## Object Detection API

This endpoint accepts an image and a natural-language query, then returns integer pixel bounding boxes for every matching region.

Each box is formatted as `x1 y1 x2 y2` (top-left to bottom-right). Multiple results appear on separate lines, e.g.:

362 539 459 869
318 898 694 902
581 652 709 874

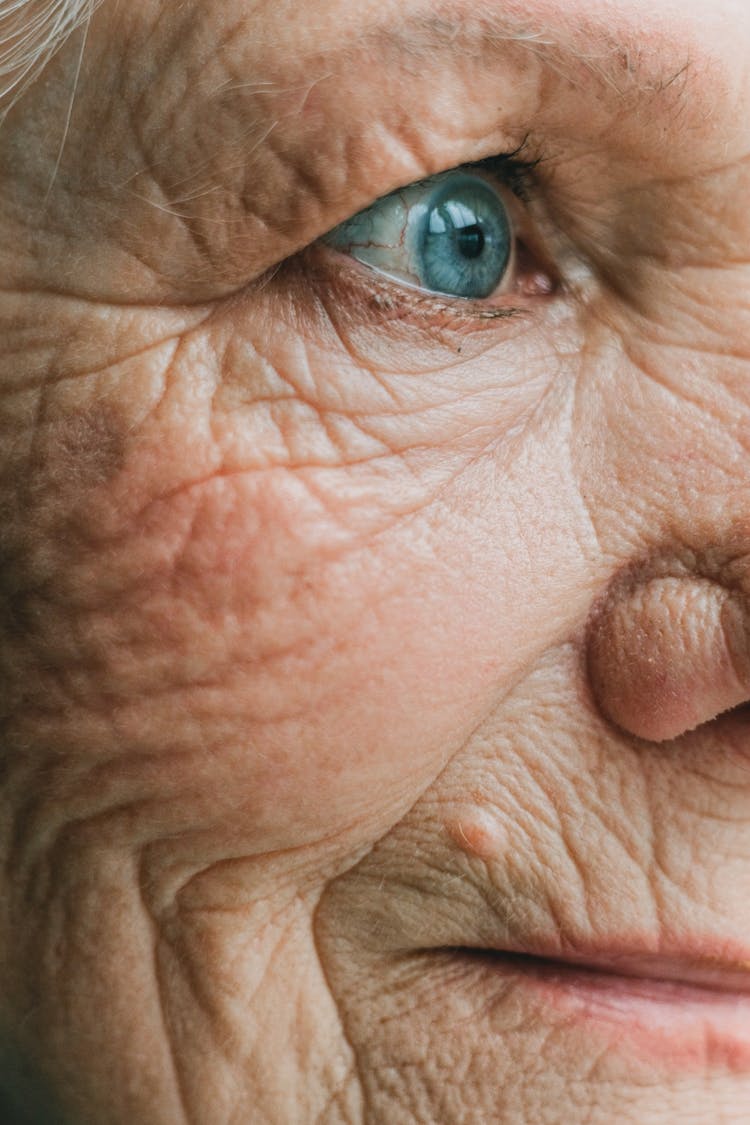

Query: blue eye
325 171 515 300
419 176 511 298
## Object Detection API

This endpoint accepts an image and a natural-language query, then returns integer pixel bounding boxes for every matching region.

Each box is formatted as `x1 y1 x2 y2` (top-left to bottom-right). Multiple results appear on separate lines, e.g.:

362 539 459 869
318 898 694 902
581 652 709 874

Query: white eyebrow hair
368 11 692 104
0 0 101 113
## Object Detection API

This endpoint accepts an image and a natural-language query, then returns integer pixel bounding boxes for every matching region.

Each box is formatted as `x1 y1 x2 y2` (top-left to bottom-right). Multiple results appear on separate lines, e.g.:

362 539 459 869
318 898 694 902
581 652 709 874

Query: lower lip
467 952 750 1073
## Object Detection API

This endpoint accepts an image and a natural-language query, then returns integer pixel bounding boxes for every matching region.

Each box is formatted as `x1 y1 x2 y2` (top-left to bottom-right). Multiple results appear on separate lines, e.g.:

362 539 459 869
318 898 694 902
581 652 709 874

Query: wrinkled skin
2 0 750 1121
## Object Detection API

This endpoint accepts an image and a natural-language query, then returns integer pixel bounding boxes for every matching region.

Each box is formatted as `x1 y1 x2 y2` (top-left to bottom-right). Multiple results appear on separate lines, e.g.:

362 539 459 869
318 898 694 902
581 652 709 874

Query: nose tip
586 572 750 742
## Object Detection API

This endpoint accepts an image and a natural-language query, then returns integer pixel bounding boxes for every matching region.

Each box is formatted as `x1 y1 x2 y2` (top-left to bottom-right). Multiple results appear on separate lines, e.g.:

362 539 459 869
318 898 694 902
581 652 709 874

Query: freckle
446 807 507 862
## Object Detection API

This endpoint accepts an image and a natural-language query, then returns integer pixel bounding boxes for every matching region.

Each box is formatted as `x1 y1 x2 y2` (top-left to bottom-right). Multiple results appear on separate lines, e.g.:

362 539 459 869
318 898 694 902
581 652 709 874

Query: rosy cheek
1 283 586 882
0 371 549 886
0 376 500 870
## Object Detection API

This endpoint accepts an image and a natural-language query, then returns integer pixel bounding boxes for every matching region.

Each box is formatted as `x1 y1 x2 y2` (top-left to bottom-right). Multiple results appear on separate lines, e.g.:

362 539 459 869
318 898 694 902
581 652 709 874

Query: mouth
434 940 750 1069
451 946 750 1000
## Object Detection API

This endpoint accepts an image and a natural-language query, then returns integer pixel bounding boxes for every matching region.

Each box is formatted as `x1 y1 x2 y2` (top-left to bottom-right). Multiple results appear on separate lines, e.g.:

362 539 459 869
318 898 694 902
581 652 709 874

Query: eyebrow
355 5 696 117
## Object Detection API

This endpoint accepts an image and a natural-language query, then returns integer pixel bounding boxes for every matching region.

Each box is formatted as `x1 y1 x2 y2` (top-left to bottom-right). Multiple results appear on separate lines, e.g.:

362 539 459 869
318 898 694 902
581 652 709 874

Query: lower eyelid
302 242 536 327
316 232 558 313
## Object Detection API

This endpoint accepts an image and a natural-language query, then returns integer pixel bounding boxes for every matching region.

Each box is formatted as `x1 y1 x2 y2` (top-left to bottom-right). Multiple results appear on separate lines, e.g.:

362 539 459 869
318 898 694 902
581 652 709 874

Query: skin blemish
446 806 507 863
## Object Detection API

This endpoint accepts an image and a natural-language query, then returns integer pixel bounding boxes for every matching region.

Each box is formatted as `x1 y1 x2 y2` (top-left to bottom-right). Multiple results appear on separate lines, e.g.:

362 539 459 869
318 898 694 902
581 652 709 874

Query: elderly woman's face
2 0 750 1120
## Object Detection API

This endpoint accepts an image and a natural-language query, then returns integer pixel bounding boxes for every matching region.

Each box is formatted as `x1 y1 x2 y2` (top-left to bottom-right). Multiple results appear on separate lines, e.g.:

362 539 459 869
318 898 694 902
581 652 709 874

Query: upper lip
492 939 750 995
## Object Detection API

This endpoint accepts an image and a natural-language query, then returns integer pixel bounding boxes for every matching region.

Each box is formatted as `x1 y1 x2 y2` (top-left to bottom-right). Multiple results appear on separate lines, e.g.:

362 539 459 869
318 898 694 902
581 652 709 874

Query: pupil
456 224 485 260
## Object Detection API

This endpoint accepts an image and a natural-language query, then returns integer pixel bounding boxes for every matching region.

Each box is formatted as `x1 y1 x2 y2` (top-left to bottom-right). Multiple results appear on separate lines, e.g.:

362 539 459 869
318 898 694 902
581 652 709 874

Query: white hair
0 0 99 110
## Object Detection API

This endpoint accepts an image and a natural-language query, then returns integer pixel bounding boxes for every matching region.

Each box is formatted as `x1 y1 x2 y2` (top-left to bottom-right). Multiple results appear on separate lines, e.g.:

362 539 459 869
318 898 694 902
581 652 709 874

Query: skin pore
1 0 750 1121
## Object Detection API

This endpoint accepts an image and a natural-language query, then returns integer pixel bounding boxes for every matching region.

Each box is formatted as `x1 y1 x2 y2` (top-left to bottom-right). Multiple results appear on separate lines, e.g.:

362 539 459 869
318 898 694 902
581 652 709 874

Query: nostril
586 574 750 743
725 701 750 724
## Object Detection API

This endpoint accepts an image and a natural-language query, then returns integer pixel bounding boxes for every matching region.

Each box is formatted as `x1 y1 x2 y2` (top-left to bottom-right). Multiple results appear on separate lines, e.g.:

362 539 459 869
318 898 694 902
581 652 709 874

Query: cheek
575 312 750 546
1 320 591 869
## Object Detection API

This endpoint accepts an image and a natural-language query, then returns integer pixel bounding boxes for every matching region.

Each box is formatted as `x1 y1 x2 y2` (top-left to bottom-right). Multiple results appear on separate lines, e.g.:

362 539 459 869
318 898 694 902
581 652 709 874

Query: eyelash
471 142 542 203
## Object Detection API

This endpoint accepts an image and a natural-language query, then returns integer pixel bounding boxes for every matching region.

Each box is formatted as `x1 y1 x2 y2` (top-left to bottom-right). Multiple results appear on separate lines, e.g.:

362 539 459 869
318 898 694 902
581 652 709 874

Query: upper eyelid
341 151 542 226
472 144 543 200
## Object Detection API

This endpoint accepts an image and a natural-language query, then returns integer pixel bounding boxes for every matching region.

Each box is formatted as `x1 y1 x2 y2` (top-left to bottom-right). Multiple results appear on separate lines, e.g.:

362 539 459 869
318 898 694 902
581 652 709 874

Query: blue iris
417 175 512 299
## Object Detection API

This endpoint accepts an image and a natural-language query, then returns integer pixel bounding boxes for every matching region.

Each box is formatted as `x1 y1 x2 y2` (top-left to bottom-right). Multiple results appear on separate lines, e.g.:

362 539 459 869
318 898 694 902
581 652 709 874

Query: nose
586 569 750 742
